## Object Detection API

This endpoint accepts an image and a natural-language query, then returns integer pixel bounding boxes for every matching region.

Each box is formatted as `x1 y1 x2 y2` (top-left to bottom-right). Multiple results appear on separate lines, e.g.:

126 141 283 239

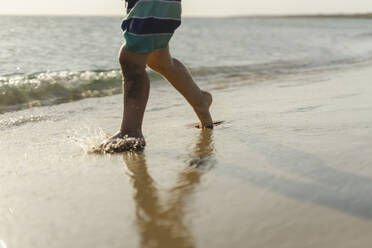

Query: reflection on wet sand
123 130 215 248
224 131 372 219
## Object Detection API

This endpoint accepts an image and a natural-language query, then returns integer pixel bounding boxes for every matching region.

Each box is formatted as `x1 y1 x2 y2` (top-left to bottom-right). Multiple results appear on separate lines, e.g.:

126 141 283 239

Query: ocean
1 16 372 114
1 16 372 248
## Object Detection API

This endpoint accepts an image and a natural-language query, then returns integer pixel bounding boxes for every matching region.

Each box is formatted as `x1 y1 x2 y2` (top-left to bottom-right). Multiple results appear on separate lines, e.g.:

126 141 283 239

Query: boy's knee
120 59 144 81
171 58 183 69
119 50 147 78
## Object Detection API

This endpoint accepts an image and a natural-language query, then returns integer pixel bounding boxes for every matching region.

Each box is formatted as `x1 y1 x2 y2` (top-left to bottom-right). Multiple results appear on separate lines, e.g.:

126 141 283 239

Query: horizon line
0 12 371 18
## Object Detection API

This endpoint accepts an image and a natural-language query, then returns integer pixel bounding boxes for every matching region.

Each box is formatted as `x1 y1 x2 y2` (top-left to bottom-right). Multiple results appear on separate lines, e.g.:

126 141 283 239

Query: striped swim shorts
122 0 182 53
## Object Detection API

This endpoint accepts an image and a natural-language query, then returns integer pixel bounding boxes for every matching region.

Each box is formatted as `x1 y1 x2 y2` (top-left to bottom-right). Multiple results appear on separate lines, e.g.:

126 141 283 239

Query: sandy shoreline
1 62 372 248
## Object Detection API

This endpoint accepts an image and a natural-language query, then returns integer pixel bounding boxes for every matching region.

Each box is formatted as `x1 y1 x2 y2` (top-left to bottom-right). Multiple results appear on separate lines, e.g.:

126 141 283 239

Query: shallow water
1 16 372 113
2 15 372 248
1 16 372 76
1 61 372 247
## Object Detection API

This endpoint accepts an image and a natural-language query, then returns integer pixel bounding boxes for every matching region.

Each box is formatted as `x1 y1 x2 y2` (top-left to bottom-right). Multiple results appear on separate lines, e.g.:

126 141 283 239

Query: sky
1 0 372 16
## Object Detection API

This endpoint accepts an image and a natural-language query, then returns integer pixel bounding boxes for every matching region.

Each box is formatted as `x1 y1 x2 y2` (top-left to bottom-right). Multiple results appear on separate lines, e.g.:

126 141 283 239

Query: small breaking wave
0 66 254 114
1 56 372 115
0 70 124 114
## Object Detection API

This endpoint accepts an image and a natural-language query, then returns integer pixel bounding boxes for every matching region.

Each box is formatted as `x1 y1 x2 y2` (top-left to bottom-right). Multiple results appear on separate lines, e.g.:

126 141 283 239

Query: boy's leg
102 46 150 148
147 46 213 128
119 47 150 139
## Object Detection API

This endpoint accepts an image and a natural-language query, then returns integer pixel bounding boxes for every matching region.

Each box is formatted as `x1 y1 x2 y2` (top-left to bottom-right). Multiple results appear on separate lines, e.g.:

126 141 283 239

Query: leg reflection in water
123 129 215 248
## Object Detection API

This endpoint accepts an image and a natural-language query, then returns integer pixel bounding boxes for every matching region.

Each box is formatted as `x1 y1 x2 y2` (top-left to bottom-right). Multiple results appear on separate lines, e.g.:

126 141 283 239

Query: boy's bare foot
194 91 214 129
93 131 146 154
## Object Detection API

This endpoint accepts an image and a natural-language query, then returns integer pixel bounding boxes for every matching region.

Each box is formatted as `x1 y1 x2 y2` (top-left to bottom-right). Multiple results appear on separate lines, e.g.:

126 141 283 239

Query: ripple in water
0 115 49 129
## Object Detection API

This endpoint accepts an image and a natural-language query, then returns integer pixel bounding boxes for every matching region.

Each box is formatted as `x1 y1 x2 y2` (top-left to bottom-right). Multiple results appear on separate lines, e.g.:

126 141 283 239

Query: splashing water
67 126 107 154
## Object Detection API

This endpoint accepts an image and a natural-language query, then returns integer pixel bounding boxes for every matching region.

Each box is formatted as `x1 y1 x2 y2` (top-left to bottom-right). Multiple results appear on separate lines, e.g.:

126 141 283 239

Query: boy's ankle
119 128 143 139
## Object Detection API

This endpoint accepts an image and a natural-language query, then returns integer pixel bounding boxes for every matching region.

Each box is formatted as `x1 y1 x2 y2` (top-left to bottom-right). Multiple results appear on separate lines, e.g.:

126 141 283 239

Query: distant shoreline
0 13 372 19
230 13 372 19
278 13 372 19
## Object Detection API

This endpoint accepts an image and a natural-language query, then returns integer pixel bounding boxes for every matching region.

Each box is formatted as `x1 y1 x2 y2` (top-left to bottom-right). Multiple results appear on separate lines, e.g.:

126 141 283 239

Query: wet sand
1 62 372 248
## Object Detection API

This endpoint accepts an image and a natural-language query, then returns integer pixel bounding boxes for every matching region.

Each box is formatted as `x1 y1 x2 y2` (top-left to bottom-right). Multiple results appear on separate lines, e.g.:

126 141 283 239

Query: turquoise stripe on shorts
122 0 182 53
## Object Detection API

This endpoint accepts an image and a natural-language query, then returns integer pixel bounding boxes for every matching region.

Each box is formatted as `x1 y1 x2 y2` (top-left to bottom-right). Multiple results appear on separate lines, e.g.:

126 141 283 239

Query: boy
100 0 213 153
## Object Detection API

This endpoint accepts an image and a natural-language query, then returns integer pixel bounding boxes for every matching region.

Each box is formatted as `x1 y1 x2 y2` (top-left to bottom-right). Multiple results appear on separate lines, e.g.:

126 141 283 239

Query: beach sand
1 62 372 248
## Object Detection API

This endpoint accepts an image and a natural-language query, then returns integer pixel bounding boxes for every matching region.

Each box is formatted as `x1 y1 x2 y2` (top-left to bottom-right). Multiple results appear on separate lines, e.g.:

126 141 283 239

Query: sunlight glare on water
0 240 7 248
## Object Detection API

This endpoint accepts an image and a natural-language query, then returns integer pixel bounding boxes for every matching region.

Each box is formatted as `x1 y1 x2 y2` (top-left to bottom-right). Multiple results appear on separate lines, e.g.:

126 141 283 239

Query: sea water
2 16 372 248
1 16 372 114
